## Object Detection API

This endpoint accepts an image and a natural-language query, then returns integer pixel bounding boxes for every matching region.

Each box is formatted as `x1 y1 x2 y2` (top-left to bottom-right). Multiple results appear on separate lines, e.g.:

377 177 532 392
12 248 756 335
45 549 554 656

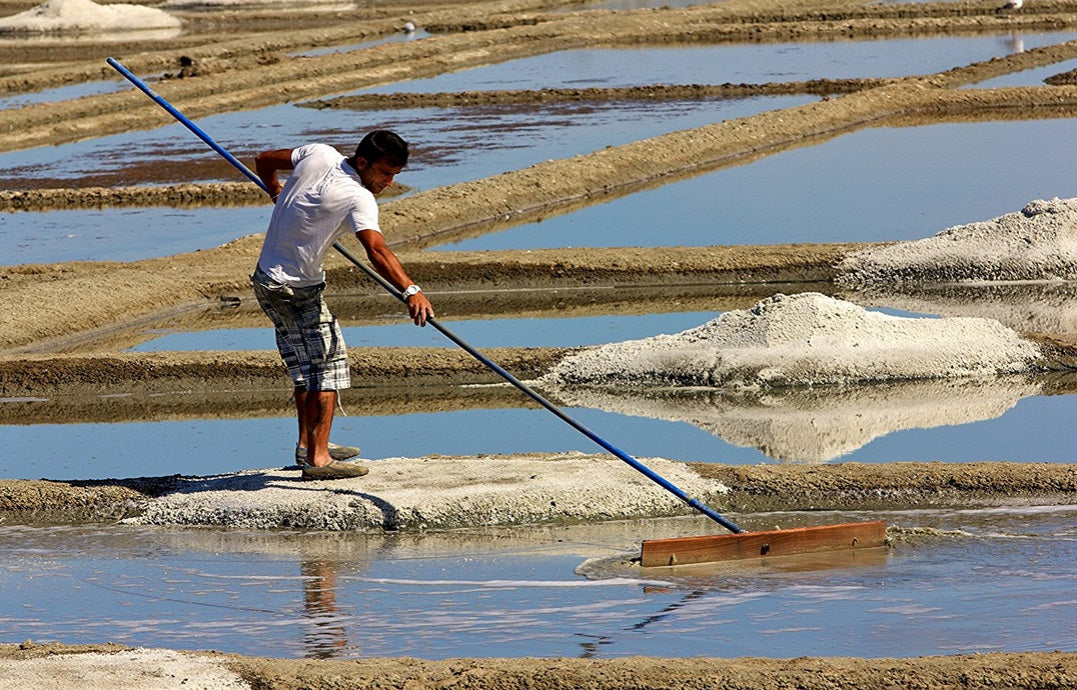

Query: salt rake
107 57 887 567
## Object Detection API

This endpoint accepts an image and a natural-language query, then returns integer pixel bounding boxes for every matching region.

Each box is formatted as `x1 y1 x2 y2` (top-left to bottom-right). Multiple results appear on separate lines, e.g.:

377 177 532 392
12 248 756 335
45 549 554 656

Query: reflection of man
301 559 348 657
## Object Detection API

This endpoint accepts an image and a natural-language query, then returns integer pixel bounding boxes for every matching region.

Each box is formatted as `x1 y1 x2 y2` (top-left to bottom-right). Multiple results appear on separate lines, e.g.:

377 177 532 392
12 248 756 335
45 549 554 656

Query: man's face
356 157 403 194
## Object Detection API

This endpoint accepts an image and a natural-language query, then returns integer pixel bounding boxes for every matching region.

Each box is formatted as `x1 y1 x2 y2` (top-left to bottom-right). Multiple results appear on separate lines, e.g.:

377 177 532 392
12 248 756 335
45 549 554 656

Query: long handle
107 57 744 534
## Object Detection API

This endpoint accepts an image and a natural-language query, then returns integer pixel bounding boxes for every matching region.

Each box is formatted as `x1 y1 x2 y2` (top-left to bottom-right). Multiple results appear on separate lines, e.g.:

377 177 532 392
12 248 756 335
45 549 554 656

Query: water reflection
301 558 350 658
292 29 430 58
840 281 1077 335
543 375 1042 462
1004 31 1025 54
438 119 1077 252
1 508 1072 659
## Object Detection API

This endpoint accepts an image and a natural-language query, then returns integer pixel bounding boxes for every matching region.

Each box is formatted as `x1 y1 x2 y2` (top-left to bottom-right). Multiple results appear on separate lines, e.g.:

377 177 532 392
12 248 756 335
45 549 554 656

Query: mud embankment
2 461 1073 525
0 643 1072 690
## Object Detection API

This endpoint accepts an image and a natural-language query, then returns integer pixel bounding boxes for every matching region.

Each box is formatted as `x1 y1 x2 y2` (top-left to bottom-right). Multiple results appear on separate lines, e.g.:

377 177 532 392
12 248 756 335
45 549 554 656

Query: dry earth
1 642 1075 690
3 0 1077 686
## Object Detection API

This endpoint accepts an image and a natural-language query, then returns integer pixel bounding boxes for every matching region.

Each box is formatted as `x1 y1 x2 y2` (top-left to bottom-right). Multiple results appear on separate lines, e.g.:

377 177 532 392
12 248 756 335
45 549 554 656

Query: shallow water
969 55 1077 87
5 31 1076 264
129 310 719 351
6 31 1071 185
434 117 1077 251
0 89 805 193
290 28 432 57
0 94 809 264
4 114 1074 264
0 79 129 110
20 298 1068 480
1 506 1072 659
364 33 1072 92
3 372 1075 481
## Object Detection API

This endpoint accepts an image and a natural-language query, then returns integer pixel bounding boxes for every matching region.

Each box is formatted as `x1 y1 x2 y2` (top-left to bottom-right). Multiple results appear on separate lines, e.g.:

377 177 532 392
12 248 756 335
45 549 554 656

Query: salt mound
0 649 249 690
0 0 180 33
545 293 1040 389
837 197 1077 286
163 0 349 7
124 454 724 529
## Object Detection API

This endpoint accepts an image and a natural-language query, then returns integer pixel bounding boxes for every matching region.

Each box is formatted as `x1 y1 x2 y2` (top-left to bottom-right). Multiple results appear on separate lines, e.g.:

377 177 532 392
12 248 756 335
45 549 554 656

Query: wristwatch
402 284 422 298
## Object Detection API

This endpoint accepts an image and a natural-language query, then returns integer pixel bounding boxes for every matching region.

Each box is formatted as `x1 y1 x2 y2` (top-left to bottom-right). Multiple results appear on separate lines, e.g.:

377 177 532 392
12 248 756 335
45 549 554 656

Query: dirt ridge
0 644 1072 690
1 461 1073 524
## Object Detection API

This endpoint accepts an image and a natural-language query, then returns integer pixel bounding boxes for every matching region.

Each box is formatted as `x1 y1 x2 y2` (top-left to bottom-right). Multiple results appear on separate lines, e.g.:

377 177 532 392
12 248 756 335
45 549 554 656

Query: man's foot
294 442 361 467
301 460 371 481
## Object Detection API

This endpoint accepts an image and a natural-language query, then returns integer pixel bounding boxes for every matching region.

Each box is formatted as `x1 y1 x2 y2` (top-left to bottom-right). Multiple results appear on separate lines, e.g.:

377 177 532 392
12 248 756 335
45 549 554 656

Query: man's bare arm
254 148 294 200
356 229 434 326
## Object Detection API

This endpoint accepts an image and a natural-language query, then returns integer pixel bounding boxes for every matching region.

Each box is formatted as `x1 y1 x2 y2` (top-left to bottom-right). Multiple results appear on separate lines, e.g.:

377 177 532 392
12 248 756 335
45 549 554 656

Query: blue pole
107 57 744 534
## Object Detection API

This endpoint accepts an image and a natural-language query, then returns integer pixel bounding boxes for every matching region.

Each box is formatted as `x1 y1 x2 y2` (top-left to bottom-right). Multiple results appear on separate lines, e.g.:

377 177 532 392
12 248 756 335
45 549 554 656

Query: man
252 130 434 480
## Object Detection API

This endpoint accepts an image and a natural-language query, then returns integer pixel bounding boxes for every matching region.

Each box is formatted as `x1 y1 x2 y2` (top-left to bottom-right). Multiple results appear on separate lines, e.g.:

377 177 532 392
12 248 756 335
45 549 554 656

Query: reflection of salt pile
0 0 180 32
838 282 1077 335
547 293 1040 389
837 197 1077 286
548 377 1040 463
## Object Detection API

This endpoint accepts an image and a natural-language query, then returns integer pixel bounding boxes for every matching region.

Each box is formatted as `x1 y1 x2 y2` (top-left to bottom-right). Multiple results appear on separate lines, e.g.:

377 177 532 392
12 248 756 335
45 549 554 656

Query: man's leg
294 386 308 450
254 273 360 474
299 389 337 469
298 389 368 479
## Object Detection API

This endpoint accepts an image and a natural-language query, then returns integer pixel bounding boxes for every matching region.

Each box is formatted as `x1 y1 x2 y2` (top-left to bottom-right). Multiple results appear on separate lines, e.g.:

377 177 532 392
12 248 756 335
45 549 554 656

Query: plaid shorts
252 267 351 392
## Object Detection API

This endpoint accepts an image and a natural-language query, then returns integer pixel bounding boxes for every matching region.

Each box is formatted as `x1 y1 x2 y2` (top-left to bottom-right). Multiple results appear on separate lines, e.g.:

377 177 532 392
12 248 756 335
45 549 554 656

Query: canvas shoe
301 460 370 481
294 442 361 467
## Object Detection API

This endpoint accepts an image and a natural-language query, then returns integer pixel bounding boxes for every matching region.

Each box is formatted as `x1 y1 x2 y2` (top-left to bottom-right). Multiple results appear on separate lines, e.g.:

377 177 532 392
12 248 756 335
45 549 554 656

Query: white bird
401 21 416 33
997 0 1023 13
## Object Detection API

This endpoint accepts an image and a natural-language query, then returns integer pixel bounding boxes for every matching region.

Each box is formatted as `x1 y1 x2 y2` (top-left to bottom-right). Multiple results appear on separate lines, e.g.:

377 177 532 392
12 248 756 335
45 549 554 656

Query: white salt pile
837 197 1077 286
162 0 350 7
545 293 1041 389
124 453 723 529
0 0 180 33
0 648 249 690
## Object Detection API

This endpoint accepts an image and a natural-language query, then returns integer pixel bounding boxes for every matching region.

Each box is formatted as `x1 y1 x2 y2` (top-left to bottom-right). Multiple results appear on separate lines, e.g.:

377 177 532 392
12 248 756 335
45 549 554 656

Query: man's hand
406 292 434 327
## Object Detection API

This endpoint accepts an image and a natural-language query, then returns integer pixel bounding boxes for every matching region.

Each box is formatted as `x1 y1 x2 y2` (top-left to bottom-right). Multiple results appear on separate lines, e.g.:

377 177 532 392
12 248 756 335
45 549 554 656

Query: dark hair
354 130 409 168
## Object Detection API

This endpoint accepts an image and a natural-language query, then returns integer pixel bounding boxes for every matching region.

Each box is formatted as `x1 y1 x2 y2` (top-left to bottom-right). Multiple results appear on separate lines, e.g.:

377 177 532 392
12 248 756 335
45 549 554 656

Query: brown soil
300 79 896 110
0 642 1073 690
4 0 1077 685
2 461 1073 523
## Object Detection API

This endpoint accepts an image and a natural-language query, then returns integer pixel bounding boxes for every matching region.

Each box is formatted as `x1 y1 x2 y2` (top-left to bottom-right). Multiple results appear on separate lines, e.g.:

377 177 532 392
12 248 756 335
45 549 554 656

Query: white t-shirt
257 143 381 287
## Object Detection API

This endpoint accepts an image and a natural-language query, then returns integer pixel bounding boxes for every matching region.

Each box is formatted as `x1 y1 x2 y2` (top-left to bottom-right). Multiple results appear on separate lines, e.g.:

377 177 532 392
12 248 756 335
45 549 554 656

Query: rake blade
640 520 888 568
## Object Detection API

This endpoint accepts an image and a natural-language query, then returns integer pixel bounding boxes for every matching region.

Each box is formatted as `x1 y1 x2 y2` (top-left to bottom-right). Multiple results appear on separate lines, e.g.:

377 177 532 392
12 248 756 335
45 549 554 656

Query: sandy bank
0 643 1074 690
2 459 1073 526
